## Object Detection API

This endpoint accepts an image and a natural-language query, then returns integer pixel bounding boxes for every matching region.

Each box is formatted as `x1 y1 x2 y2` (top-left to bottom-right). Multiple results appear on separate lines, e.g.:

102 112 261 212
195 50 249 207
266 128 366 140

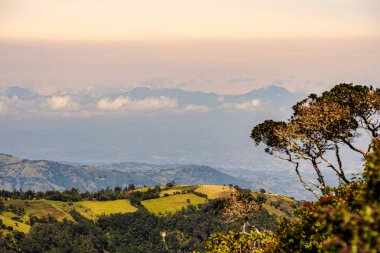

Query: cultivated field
71 200 137 220
141 193 206 215
195 185 234 199
0 185 297 234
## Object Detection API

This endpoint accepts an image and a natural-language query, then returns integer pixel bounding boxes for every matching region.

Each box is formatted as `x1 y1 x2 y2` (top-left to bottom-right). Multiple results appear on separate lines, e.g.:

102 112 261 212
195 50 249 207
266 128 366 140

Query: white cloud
221 99 262 111
0 97 7 114
183 104 210 113
250 99 261 107
97 96 178 112
129 96 178 111
97 96 129 111
47 95 79 111
0 96 39 117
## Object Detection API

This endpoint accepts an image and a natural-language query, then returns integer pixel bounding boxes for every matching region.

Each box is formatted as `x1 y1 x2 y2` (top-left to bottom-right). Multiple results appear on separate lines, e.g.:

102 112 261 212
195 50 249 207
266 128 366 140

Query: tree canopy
251 83 380 196
204 83 380 252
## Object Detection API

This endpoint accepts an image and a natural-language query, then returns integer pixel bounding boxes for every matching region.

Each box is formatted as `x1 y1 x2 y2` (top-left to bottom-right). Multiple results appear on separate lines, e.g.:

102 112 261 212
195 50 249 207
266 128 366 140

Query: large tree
251 83 380 196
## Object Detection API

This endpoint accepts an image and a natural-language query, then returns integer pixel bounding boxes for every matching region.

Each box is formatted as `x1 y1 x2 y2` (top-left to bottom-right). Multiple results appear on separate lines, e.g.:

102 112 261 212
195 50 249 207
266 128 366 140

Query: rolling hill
0 184 297 235
0 154 250 192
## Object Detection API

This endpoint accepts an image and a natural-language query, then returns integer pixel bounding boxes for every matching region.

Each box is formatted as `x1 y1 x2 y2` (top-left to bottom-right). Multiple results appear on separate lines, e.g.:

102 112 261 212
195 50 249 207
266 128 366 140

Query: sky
1 0 380 41
0 0 378 170
0 0 380 93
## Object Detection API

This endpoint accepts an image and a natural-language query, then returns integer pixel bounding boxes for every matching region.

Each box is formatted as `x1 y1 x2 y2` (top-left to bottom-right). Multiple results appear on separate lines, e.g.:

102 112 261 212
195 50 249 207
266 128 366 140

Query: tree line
0 186 287 252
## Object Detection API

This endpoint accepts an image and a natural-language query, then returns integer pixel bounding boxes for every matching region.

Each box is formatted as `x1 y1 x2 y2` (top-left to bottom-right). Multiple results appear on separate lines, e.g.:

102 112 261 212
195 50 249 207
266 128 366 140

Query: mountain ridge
0 153 250 192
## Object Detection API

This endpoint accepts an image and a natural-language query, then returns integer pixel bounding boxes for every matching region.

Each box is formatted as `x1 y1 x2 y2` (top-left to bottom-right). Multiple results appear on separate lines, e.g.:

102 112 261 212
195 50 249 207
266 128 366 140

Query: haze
0 1 379 168
1 0 379 93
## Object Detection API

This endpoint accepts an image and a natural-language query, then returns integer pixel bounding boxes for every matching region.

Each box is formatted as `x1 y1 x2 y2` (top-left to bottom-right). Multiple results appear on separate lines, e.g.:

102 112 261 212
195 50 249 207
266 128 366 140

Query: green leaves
244 84 380 252
202 230 276 253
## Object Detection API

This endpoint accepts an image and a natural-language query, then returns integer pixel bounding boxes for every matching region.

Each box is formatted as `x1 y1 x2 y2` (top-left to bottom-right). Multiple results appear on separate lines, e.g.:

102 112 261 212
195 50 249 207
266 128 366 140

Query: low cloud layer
183 104 210 113
97 96 178 112
46 95 79 111
221 99 262 111
0 85 300 118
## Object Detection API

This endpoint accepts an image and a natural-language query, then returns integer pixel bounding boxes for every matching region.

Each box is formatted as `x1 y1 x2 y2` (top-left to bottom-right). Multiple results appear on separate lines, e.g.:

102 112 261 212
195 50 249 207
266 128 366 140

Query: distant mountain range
0 85 305 121
0 85 306 169
123 85 302 108
0 153 250 192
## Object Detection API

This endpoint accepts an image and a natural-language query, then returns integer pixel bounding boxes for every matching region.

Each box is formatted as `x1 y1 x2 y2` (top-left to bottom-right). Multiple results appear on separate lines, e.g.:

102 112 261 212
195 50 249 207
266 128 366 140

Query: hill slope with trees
204 83 380 252
0 154 250 192
0 184 296 252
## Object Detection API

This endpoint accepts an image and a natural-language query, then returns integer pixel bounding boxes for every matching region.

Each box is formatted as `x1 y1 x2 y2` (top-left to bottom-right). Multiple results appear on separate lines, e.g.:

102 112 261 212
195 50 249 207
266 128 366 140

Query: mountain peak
4 86 39 99
248 85 291 94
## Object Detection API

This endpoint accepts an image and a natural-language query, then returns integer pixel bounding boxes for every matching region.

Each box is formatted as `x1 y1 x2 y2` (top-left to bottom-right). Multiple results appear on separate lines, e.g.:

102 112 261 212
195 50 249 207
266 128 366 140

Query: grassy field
1 199 137 223
0 212 30 233
0 185 298 234
159 189 182 197
132 186 165 193
71 200 137 220
195 185 234 199
159 185 199 197
43 199 137 220
4 199 72 221
141 193 206 215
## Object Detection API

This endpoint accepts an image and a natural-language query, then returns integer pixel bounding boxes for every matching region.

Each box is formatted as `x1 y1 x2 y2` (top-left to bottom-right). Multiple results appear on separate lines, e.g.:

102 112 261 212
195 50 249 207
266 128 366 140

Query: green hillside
142 193 206 215
0 184 297 236
195 184 235 199
0 198 138 233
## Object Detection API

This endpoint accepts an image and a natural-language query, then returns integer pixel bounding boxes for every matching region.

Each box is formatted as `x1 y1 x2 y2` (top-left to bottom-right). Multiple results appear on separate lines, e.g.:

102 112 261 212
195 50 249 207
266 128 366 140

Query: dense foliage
0 185 290 252
203 230 277 253
3 83 378 252
271 139 380 253
204 83 380 252
0 183 205 206
0 184 144 202
251 83 380 196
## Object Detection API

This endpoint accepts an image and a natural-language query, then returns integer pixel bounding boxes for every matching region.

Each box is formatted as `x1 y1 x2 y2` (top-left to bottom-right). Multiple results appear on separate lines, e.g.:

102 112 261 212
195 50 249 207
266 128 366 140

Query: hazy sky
0 0 379 93
1 0 380 41
0 0 378 169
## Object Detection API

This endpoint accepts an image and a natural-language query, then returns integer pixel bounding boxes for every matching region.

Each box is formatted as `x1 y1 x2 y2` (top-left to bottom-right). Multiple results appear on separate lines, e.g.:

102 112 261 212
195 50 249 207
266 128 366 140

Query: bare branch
311 159 326 193
293 162 318 198
341 139 366 156
320 154 349 184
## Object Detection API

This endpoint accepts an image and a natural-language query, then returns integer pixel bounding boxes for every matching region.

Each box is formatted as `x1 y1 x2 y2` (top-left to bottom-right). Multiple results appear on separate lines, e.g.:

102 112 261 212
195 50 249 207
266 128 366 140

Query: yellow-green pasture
4 199 72 221
0 213 30 233
70 199 137 220
141 193 206 216
159 189 182 197
1 199 137 224
132 185 165 193
195 185 234 199
159 185 199 197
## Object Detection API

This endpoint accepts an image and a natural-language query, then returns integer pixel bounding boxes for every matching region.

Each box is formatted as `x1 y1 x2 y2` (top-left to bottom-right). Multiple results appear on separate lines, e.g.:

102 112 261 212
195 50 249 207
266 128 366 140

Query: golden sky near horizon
1 0 379 41
0 0 379 93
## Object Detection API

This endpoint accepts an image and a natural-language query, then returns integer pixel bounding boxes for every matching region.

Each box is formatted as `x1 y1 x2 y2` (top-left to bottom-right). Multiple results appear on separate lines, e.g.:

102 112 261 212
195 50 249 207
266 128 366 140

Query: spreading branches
251 83 380 196
294 162 318 198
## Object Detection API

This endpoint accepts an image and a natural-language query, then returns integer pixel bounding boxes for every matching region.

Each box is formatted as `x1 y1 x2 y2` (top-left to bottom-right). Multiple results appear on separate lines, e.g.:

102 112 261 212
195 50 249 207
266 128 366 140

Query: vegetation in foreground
2 83 378 252
0 183 296 252
203 138 380 252
204 83 380 252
